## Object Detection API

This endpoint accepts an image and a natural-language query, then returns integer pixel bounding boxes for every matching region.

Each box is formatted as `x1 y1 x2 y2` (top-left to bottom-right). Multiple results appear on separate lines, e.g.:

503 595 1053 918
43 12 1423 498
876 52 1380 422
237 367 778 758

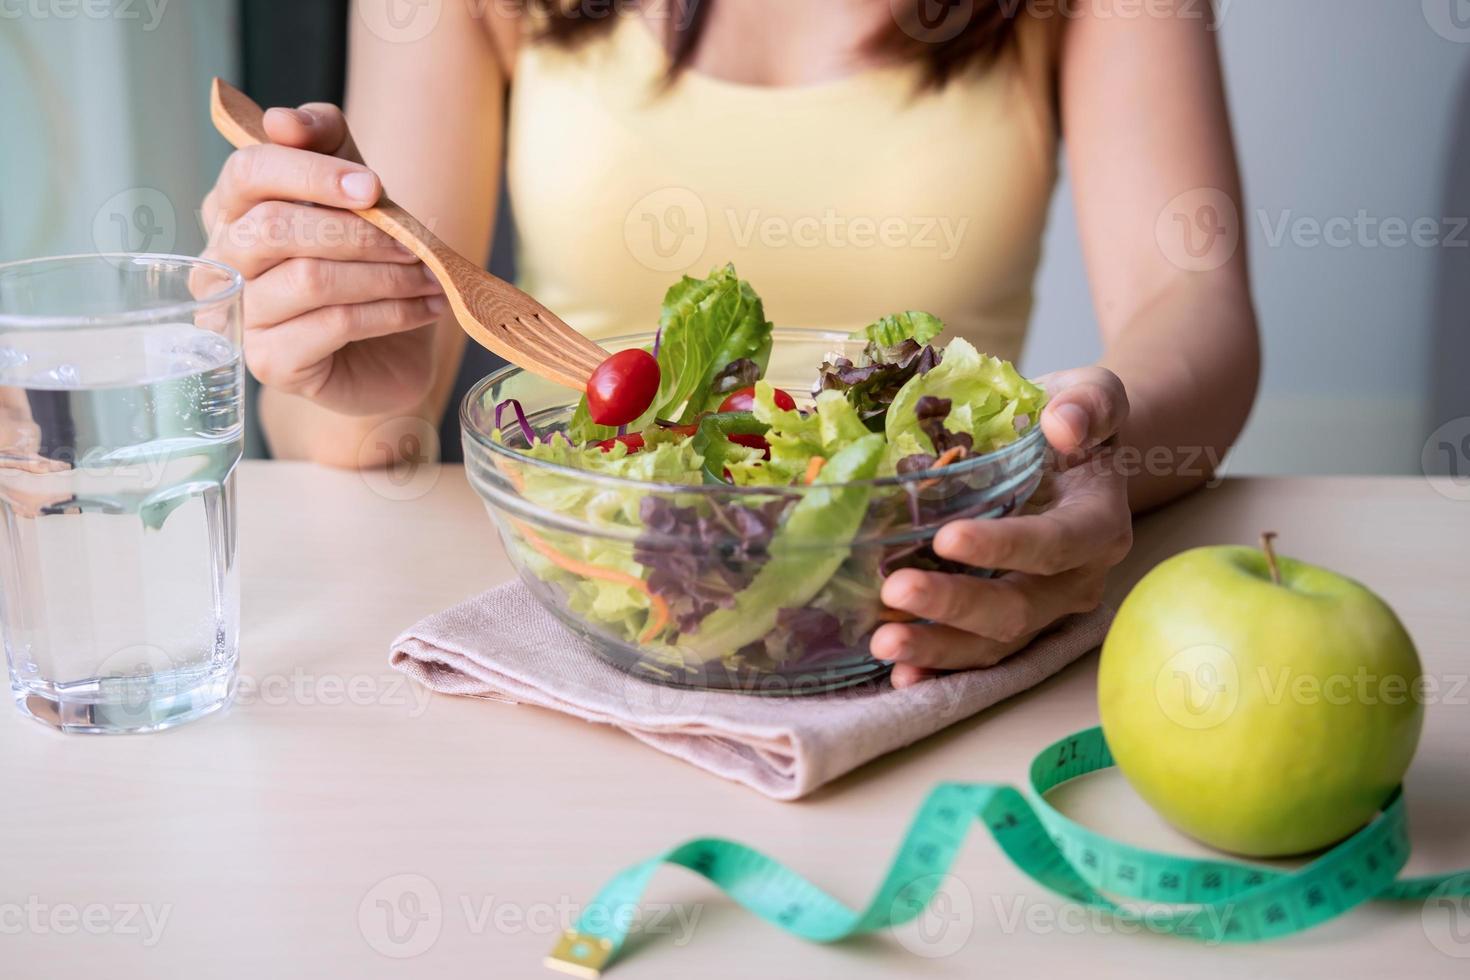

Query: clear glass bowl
461 329 1046 695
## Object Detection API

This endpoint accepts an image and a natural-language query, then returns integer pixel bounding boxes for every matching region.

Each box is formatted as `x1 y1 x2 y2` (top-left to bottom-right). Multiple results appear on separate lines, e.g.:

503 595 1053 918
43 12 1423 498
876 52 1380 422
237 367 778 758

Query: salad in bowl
462 265 1048 694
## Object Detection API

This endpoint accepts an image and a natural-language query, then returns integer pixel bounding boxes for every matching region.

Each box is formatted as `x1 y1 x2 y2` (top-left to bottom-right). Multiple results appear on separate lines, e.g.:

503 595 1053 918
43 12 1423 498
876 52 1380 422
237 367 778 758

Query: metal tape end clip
545 930 614 979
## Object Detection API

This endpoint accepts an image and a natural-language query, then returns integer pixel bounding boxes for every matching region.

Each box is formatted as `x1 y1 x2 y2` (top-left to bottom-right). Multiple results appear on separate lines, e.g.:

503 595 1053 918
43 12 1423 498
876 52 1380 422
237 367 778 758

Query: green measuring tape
545 726 1469 976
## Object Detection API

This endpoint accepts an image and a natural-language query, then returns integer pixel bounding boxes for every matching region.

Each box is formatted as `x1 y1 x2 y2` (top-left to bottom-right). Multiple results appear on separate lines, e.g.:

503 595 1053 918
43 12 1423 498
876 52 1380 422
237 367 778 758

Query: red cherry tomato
587 349 661 426
718 386 795 414
593 433 645 453
593 423 698 454
728 432 772 460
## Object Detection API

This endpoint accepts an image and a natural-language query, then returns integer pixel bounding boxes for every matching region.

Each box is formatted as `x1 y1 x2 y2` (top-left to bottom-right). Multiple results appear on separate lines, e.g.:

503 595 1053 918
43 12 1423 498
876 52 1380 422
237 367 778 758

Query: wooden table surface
2 462 1467 977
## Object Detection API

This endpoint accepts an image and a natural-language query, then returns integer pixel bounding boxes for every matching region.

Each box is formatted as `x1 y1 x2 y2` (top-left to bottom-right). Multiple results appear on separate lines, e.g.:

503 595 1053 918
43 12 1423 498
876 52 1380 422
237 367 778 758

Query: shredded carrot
879 607 918 623
802 456 826 484
918 446 968 490
512 520 670 643
933 446 967 469
494 458 527 494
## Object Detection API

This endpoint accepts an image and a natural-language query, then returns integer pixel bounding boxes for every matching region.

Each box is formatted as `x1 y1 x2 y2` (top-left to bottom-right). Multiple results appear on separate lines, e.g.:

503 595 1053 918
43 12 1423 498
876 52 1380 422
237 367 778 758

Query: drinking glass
0 254 244 733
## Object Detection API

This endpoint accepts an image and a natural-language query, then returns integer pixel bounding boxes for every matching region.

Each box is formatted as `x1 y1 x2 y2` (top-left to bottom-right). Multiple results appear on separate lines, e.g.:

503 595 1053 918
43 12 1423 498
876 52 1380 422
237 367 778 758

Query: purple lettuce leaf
914 395 974 456
634 496 791 635
815 339 942 428
708 357 762 397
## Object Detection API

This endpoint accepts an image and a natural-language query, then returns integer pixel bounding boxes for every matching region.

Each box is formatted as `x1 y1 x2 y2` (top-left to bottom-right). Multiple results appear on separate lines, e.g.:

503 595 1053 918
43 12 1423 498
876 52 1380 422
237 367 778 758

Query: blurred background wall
1 0 1466 474
1026 0 1470 477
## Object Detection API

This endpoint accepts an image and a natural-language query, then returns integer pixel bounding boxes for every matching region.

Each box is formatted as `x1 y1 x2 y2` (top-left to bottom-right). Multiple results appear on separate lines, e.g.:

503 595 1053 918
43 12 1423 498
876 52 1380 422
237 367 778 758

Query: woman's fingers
890 663 944 689
873 565 1102 672
931 475 1131 575
244 258 441 328
199 102 366 226
245 296 446 394
876 369 1134 686
880 566 1105 642
211 142 382 221
871 620 1034 671
205 201 415 279
934 510 1082 576
261 102 363 162
1036 366 1129 457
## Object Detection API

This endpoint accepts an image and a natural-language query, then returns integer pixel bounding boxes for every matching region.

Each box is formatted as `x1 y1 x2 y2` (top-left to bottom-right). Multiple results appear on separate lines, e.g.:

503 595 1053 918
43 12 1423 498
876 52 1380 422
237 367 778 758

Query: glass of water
0 254 244 733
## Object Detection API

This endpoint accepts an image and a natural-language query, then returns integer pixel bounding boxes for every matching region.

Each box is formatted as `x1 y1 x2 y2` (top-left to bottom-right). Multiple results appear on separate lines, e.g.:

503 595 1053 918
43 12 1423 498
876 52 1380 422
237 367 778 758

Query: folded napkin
390 583 1111 800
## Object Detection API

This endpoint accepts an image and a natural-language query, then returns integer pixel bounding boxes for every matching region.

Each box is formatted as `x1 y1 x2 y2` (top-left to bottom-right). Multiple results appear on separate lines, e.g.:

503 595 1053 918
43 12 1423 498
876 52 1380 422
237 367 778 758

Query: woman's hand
200 104 446 417
871 367 1134 689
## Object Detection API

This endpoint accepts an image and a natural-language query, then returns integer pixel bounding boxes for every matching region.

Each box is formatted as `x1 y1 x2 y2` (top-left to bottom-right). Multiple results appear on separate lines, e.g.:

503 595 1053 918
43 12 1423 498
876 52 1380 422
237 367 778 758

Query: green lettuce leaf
690 411 769 485
513 432 705 506
497 432 706 639
566 264 772 443
883 338 1046 466
859 311 944 348
676 432 886 660
740 382 871 485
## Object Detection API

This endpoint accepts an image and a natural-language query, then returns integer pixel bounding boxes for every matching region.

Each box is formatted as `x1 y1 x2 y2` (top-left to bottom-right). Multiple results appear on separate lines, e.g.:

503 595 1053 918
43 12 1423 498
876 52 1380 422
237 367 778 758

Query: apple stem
1260 531 1282 585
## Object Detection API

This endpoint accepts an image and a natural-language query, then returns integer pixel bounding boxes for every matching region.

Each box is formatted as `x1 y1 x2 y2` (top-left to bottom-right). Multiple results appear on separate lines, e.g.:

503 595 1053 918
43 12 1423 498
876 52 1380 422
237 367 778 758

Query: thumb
262 103 364 163
1038 366 1129 458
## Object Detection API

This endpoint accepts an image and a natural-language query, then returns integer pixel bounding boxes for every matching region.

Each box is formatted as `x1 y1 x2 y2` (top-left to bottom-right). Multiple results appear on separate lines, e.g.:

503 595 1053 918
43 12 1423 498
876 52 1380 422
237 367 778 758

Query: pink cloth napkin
390 582 1111 800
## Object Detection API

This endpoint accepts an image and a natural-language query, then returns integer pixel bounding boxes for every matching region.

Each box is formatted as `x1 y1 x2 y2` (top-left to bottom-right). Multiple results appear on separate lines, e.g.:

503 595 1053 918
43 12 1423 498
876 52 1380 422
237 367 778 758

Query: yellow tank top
506 15 1061 361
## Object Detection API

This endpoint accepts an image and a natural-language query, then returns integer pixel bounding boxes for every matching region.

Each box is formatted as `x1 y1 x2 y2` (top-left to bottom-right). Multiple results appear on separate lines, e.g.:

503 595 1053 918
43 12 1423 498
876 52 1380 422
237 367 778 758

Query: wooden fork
209 78 609 391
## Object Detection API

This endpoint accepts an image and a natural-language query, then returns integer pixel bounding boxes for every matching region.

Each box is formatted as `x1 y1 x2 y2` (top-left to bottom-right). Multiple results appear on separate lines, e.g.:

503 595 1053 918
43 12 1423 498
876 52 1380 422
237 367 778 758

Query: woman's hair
528 0 1024 89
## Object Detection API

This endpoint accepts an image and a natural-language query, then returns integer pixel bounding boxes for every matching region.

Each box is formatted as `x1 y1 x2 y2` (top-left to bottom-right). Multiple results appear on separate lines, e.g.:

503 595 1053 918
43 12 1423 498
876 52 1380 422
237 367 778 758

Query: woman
200 0 1259 687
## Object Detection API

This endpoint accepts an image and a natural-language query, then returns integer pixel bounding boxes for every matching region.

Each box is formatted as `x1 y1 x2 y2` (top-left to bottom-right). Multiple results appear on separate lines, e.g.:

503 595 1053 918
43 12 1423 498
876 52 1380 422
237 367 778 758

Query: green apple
1098 535 1423 858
